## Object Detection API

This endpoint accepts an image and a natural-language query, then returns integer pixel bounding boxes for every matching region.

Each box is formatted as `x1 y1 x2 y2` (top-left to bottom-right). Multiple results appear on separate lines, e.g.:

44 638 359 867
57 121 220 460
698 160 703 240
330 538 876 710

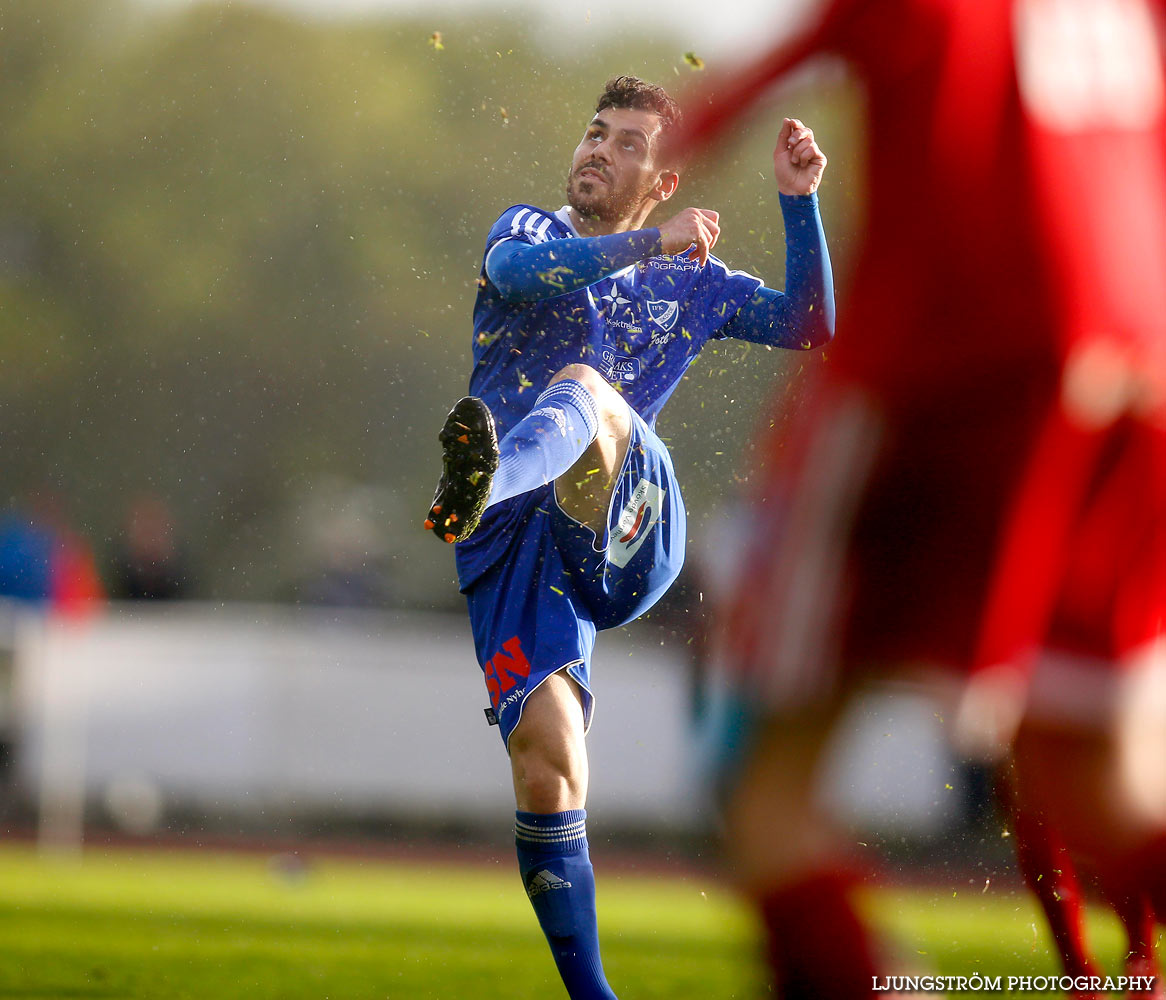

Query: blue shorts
464 407 686 748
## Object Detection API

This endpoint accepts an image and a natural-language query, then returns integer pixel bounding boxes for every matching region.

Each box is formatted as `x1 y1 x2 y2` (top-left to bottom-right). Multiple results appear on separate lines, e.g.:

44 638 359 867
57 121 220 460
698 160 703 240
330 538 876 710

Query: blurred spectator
0 512 56 604
0 492 104 800
110 493 189 600
294 480 398 609
0 492 105 615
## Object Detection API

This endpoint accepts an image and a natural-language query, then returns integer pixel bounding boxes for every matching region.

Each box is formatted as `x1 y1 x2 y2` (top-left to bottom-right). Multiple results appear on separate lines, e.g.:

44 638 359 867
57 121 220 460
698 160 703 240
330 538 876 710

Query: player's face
566 107 670 223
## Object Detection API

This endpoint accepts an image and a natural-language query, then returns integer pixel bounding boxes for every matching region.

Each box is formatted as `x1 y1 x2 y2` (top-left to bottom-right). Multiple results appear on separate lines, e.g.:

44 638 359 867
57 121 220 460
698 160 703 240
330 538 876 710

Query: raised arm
721 119 834 349
722 192 834 349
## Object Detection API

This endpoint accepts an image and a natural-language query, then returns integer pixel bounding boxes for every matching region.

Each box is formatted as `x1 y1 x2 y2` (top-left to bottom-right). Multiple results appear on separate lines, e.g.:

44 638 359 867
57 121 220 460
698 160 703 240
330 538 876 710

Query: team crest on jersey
646 297 679 334
608 478 665 568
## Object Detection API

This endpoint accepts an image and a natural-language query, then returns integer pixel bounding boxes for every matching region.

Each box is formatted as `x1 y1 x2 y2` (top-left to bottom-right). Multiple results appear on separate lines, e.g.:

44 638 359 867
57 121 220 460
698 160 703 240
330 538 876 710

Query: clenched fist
774 118 827 196
658 207 721 266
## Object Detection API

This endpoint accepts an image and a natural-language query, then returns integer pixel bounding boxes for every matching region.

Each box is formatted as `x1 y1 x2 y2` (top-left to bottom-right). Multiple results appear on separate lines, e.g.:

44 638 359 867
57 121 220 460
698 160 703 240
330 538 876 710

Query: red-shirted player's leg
998 771 1100 982
1117 833 1166 933
1098 872 1159 988
1097 831 1166 998
723 709 881 999
987 414 1166 998
712 383 893 998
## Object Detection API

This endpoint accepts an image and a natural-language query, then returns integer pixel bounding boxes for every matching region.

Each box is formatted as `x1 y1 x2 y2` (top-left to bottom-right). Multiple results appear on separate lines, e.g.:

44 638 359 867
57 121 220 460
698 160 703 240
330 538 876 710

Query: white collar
554 206 579 236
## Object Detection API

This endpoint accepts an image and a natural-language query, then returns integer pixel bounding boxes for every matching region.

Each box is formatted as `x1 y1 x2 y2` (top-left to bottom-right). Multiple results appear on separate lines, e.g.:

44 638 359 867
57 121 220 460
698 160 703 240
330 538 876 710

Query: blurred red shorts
716 368 1056 710
719 368 1166 719
999 411 1166 728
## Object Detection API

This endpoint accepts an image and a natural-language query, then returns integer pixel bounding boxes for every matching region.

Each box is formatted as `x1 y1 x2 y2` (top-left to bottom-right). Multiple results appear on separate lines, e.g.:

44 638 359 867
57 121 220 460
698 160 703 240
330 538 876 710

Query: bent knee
550 364 612 400
548 364 628 431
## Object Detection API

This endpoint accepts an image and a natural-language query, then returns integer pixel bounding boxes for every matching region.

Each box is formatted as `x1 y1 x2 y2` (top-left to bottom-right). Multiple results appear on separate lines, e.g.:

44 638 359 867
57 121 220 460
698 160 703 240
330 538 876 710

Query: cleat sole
424 396 499 544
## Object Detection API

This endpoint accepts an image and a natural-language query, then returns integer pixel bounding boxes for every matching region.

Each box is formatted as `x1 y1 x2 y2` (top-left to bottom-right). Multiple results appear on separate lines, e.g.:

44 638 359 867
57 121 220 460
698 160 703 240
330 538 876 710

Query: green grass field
0 843 1132 999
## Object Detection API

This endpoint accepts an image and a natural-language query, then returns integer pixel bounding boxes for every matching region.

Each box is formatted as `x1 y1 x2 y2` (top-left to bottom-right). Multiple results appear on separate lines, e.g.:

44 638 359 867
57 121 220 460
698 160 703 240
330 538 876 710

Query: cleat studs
428 397 497 546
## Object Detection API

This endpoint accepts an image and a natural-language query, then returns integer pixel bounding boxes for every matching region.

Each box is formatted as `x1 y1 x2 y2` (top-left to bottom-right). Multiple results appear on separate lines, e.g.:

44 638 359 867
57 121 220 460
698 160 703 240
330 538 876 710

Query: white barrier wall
12 603 705 841
8 601 963 847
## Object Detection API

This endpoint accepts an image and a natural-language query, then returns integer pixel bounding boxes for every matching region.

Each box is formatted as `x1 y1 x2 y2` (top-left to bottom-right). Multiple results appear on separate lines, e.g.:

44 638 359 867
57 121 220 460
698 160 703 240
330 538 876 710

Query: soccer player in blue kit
422 77 833 999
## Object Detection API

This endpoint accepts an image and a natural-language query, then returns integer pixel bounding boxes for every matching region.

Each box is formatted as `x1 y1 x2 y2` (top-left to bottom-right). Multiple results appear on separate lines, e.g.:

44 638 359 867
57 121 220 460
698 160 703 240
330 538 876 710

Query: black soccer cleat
424 396 499 544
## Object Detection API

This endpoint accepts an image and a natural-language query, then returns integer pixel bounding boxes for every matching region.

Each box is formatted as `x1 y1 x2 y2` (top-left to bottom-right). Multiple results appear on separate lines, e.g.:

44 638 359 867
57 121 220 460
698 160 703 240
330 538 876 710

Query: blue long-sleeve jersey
468 193 833 438
456 193 833 586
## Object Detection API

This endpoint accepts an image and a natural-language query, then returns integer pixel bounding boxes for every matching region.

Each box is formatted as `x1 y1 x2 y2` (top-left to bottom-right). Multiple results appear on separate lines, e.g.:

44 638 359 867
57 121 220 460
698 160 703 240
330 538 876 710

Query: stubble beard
565 174 613 224
565 168 649 227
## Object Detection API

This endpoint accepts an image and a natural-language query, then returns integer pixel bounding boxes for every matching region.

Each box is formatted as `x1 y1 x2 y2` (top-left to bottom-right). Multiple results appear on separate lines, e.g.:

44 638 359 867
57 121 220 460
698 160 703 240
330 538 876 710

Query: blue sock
515 809 618 1000
487 379 599 507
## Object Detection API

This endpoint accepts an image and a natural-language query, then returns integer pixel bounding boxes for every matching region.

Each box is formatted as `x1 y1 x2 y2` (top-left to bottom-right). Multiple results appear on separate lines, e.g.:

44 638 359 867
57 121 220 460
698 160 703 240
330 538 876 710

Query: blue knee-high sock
487 379 599 508
515 809 618 1000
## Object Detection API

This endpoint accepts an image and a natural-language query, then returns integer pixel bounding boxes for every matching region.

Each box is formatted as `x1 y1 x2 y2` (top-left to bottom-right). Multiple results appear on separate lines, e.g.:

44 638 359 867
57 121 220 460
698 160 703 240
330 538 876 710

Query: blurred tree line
0 0 861 609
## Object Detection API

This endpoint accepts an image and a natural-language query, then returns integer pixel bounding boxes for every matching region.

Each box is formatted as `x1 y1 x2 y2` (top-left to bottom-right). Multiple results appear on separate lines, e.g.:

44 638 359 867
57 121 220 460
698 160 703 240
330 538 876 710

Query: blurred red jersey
683 0 1166 398
695 0 1166 694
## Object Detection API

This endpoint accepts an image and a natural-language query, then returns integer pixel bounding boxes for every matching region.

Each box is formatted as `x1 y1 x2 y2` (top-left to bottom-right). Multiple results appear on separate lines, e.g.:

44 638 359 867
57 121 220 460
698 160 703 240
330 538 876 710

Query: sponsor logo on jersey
606 316 642 333
651 257 701 272
600 347 641 383
608 478 665 568
598 282 631 311
596 281 642 334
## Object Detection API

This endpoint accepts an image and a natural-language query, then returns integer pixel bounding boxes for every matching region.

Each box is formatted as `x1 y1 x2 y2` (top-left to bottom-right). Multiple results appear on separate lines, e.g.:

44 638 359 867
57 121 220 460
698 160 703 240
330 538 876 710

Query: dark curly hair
595 76 682 136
